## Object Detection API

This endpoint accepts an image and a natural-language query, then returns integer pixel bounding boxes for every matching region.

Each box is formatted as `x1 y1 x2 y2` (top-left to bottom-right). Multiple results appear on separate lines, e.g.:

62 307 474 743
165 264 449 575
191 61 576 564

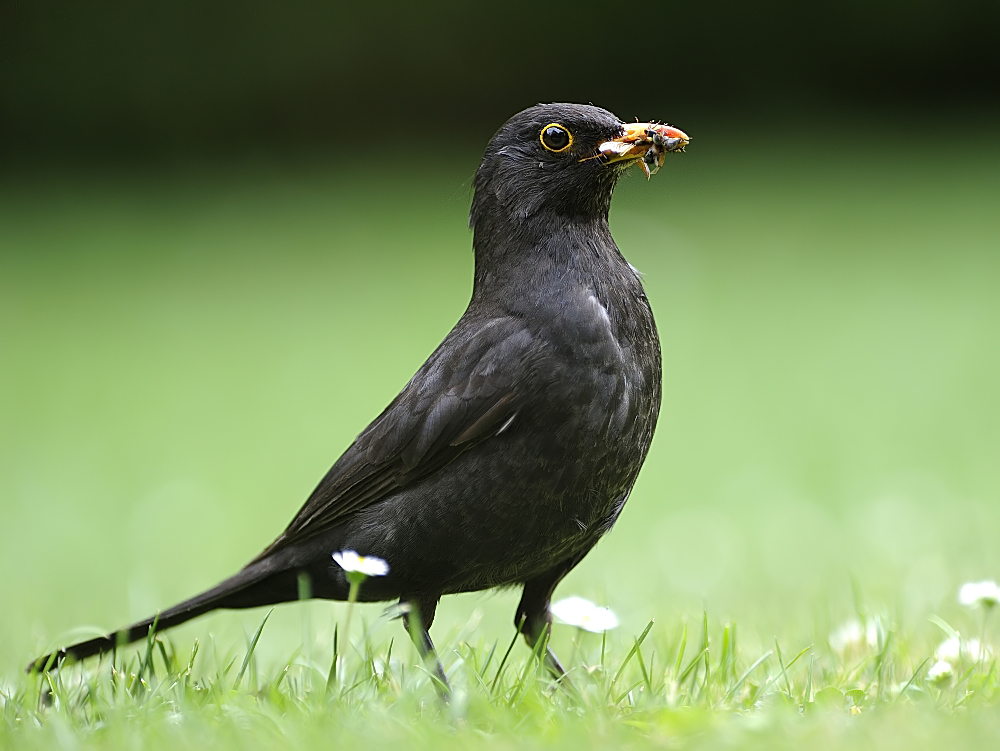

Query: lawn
2 119 999 748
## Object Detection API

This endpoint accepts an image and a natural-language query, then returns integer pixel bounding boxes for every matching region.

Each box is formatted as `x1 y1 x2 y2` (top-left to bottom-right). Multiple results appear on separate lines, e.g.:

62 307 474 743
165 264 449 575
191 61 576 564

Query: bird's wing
250 315 543 560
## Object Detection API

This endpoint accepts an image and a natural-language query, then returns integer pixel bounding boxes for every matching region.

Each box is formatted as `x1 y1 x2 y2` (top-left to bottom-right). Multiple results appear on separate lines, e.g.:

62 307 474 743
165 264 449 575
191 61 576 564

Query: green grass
4 608 1000 749
2 121 1000 748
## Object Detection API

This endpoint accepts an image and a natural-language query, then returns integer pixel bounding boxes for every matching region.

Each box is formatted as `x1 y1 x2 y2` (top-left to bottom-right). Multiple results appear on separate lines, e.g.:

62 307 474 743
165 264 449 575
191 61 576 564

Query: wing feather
249 316 540 562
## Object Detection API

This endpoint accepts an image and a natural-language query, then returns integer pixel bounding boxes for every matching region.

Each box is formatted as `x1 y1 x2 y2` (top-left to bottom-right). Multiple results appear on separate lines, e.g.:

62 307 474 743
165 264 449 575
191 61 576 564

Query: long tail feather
26 559 300 673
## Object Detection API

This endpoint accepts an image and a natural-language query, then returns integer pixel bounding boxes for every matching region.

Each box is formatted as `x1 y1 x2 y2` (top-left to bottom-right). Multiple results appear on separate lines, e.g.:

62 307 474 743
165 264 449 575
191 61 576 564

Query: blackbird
28 103 689 689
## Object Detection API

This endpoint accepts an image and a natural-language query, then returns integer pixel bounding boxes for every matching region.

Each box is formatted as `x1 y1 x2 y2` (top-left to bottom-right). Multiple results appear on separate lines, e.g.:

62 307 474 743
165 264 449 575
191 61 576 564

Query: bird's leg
516 551 591 688
516 586 570 685
401 595 450 700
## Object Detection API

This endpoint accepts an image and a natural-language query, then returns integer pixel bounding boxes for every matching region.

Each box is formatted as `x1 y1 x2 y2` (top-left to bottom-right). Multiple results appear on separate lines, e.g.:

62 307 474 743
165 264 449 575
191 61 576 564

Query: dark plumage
28 103 689 689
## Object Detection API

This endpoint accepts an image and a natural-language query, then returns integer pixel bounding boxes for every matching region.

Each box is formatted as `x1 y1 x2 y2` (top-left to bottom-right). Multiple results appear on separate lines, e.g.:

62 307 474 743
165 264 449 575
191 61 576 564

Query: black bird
28 103 689 688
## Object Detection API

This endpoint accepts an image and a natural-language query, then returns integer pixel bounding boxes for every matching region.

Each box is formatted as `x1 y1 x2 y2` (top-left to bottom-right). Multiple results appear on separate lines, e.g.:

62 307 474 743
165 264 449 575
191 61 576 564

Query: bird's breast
522 276 661 481
542 279 658 388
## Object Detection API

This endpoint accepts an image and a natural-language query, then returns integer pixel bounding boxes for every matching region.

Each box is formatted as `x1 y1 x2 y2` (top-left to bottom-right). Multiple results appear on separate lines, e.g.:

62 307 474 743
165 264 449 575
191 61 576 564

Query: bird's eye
539 124 572 153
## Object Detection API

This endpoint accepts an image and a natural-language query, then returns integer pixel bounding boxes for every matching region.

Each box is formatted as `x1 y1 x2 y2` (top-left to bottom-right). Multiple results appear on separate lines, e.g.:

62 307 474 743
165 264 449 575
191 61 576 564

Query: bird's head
470 103 688 232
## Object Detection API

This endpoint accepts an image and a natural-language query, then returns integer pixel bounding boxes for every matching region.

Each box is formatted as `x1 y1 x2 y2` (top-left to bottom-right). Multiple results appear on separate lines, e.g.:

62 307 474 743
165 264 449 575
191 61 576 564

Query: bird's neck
470 209 625 304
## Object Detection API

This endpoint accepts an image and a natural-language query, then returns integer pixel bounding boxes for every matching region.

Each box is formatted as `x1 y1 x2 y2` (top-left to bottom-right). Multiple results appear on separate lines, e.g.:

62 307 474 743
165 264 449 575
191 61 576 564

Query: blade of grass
724 650 772 701
326 624 339 691
634 638 652 696
673 622 688 676
894 656 931 703
140 613 162 683
613 678 647 705
508 628 549 706
961 658 997 707
678 647 708 684
608 619 655 699
233 608 273 690
480 639 499 678
490 628 522 694
928 615 960 641
720 624 732 683
803 654 814 705
774 638 791 695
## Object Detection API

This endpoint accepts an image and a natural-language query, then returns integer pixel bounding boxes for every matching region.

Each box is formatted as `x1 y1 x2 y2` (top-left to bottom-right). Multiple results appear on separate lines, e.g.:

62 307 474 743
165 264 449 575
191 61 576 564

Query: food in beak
598 123 690 178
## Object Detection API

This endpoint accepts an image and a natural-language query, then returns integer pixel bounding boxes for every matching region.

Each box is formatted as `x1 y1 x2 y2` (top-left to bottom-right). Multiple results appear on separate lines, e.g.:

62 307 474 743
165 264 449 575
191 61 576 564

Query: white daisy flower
828 619 879 654
958 580 1000 609
550 596 619 633
332 550 389 578
926 659 954 684
935 636 992 663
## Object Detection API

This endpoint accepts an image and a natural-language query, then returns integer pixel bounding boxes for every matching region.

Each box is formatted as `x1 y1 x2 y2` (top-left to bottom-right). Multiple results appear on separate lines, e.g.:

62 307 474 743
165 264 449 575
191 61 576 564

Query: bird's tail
26 558 301 673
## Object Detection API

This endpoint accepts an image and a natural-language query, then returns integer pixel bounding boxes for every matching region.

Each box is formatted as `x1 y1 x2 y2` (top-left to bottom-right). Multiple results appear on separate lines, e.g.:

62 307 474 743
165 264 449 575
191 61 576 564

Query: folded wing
250 315 544 561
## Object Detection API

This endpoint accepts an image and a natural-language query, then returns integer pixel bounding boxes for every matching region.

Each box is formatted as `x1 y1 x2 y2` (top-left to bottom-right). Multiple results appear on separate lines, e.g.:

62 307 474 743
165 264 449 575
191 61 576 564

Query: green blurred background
2 0 998 674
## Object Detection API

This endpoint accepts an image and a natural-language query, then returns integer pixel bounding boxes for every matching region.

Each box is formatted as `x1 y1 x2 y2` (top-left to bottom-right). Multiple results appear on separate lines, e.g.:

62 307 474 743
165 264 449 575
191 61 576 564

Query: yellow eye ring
539 123 573 153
